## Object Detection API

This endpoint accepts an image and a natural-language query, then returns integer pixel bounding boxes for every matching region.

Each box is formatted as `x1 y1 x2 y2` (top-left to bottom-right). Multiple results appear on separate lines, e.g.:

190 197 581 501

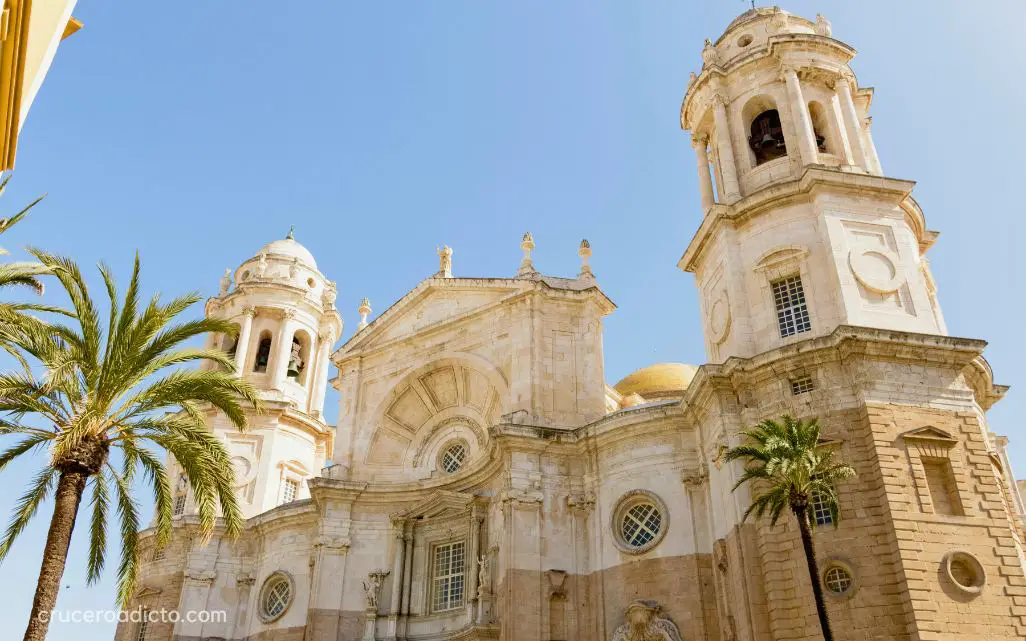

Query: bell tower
678 8 945 363
196 230 343 518
678 10 1024 641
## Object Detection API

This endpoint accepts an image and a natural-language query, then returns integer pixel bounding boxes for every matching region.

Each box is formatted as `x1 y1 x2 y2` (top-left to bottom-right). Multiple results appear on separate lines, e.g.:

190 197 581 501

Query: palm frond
86 473 110 583
0 467 56 563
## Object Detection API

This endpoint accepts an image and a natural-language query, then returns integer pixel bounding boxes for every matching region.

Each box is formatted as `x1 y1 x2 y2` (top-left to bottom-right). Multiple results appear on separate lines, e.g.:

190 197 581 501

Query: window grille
771 275 812 338
281 479 299 505
431 541 466 612
791 375 815 395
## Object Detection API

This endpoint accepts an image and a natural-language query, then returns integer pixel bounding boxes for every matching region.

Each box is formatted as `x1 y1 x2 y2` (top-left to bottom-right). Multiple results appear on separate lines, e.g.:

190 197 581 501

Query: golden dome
613 363 698 401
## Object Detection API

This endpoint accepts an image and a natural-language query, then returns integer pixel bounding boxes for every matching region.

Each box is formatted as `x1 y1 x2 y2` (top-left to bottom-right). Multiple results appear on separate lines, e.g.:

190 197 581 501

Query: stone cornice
681 34 856 131
680 325 1004 411
333 276 615 364
677 167 926 273
310 448 505 506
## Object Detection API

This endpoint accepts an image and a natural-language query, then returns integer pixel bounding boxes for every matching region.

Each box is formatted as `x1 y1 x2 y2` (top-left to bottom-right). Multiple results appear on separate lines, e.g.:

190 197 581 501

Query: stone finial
701 39 720 67
436 245 453 278
219 268 232 297
688 71 697 86
518 232 538 277
578 239 594 281
814 13 832 37
358 298 372 329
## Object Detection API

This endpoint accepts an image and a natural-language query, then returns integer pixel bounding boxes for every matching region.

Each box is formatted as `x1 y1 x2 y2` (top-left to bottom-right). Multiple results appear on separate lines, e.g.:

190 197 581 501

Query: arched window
807 101 831 153
748 109 787 164
254 331 272 373
286 332 312 383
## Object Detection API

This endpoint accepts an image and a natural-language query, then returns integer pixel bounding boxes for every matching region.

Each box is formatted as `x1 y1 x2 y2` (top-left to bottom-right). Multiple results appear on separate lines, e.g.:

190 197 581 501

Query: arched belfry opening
808 101 831 154
748 109 787 165
287 331 312 385
254 331 273 373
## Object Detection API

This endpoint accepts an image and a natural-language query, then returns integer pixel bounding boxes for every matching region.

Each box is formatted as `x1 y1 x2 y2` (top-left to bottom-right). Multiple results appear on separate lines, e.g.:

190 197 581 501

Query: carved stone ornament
183 569 217 585
499 487 544 506
313 535 351 551
610 600 683 641
848 245 905 294
568 492 596 513
707 290 731 344
362 570 389 611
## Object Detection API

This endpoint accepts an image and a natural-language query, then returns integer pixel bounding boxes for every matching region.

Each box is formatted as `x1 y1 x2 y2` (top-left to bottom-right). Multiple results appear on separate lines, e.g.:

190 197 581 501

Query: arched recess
253 331 273 373
741 94 787 167
361 354 508 477
287 328 314 385
807 101 834 155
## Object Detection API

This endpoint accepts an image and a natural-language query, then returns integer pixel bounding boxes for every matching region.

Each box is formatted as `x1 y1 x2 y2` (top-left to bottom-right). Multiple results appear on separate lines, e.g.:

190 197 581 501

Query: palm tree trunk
22 470 88 641
795 507 833 641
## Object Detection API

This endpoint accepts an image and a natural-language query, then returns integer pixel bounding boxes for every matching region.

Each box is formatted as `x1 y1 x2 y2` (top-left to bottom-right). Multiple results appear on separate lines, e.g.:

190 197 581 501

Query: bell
759 133 777 149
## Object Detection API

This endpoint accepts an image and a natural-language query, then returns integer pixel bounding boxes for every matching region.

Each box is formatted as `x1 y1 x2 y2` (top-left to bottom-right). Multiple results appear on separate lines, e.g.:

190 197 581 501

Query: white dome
257 234 317 269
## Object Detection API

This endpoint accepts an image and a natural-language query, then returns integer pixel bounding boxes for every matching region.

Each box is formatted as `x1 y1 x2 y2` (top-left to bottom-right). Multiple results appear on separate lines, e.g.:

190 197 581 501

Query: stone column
386 519 406 640
692 134 716 211
233 307 255 375
467 508 483 621
781 65 818 165
826 92 855 166
862 116 883 174
398 522 415 639
308 330 335 417
833 74 869 169
711 95 741 201
270 309 295 390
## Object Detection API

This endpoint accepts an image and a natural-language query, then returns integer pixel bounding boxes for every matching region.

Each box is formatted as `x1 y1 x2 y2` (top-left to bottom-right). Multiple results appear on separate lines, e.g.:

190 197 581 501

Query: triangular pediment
337 278 528 358
135 586 162 599
392 489 477 522
901 426 957 443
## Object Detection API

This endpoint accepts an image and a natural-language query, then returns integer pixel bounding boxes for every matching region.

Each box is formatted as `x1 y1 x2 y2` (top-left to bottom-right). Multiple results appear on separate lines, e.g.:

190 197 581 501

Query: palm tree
0 178 63 362
725 415 856 641
0 251 260 641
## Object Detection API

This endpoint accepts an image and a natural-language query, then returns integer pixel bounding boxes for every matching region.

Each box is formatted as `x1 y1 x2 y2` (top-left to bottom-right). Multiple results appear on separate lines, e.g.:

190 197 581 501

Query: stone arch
288 328 314 385
807 100 834 155
741 94 787 166
361 354 508 475
253 330 273 373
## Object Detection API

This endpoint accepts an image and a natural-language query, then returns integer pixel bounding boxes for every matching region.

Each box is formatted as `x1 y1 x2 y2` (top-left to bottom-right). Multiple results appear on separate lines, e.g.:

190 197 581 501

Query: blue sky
2 1 1025 638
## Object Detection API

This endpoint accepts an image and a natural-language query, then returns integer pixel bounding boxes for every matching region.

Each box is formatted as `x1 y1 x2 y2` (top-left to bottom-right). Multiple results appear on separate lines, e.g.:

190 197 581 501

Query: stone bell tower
678 8 1024 641
678 8 945 364
195 229 343 518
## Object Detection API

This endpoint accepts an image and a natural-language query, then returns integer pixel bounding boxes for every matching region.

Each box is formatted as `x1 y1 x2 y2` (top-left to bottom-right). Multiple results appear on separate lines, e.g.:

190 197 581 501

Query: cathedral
117 8 1026 641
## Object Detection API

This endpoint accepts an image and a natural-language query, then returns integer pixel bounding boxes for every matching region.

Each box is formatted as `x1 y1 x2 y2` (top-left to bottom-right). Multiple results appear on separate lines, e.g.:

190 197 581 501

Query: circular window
259 573 295 623
737 34 753 47
943 551 986 595
611 490 668 554
823 565 854 595
439 441 467 474
306 277 316 288
241 270 250 281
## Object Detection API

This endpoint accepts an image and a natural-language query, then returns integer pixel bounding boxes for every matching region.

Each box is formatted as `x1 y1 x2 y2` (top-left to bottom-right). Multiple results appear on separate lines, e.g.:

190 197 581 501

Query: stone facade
117 8 1025 641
